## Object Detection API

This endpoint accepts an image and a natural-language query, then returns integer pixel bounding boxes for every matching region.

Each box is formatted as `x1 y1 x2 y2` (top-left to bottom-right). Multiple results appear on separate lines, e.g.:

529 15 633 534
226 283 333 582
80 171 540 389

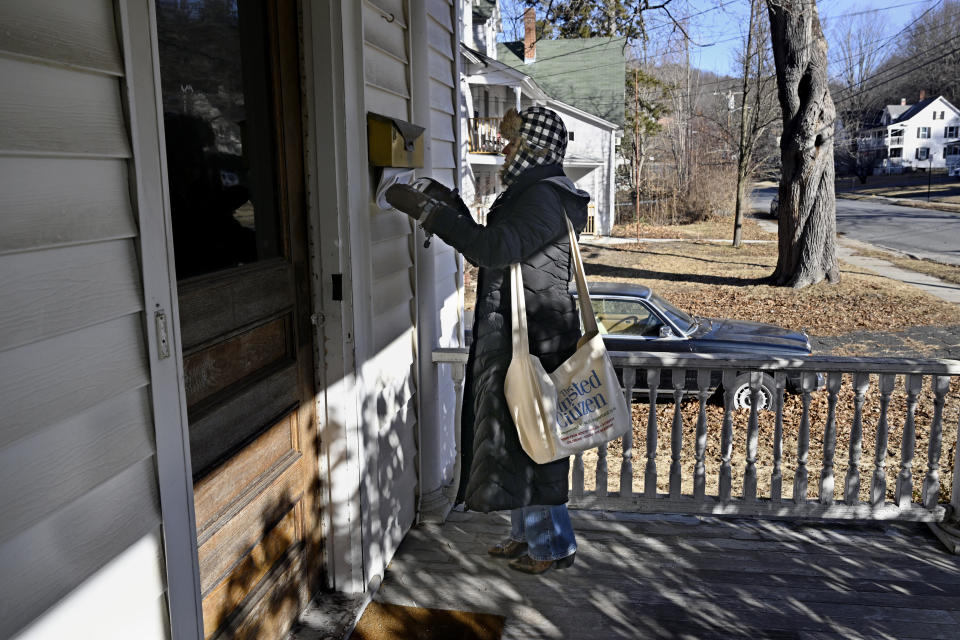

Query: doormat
351 601 505 640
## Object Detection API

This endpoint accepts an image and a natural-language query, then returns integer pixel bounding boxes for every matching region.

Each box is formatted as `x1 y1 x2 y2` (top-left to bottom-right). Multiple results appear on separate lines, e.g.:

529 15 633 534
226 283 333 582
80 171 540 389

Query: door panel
155 0 319 637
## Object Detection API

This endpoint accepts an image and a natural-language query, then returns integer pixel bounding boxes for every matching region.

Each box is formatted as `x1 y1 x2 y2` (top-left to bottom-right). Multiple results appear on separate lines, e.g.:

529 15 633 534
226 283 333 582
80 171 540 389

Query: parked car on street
575 281 815 409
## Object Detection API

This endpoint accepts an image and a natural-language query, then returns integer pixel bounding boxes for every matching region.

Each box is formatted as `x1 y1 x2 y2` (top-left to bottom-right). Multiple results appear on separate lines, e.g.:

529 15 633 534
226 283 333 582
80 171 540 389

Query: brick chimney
524 7 536 63
919 89 926 101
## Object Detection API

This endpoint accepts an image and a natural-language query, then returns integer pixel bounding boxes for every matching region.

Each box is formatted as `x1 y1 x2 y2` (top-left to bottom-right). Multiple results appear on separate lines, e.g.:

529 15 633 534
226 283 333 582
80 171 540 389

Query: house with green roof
496 37 627 127
459 5 622 235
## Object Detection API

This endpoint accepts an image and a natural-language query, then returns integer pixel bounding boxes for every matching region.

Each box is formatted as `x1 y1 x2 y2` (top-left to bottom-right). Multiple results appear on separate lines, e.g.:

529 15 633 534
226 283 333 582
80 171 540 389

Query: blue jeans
510 504 577 562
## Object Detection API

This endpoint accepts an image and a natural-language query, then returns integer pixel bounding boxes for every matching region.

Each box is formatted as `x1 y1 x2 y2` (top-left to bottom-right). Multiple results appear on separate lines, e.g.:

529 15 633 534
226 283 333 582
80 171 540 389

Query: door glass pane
156 0 280 279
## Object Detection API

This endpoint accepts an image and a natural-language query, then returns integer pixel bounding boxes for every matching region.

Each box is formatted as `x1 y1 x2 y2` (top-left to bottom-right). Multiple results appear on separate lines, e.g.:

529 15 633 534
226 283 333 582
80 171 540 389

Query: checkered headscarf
499 106 567 187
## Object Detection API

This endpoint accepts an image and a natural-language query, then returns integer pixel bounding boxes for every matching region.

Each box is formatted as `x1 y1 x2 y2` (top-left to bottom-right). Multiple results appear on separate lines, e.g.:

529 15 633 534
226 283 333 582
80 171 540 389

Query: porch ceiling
374 510 960 639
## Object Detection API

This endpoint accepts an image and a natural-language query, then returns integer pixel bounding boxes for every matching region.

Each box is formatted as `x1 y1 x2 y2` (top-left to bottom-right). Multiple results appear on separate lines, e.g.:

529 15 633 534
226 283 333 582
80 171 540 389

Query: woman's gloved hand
384 182 445 224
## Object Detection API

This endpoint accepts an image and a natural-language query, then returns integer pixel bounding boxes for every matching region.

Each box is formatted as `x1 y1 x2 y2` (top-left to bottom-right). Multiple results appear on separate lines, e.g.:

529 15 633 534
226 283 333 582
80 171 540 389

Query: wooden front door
154 1 320 637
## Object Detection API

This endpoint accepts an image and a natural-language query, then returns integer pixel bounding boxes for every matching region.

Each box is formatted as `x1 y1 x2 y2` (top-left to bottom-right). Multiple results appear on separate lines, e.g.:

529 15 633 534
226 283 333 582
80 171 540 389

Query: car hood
692 317 811 353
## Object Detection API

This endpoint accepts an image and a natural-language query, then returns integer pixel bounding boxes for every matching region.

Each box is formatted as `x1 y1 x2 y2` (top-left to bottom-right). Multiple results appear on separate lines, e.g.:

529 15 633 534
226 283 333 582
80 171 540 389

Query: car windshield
649 292 696 334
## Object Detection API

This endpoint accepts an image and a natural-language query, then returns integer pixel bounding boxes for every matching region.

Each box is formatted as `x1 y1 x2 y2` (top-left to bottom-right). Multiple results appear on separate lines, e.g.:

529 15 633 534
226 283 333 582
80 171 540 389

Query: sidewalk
751 218 960 305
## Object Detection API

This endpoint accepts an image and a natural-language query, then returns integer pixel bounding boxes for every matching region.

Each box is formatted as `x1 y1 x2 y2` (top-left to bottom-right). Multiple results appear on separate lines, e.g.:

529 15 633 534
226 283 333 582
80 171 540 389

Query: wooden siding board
426 21 454 60
0 314 150 450
10 530 167 640
429 107 456 142
428 84 455 115
426 0 453 30
0 0 123 75
363 46 410 101
372 308 414 355
427 49 454 87
371 238 413 280
365 0 407 28
0 157 135 255
0 57 130 157
0 239 144 351
364 86 409 121
362 4 407 63
0 458 161 640
430 140 456 170
370 208 413 243
372 270 413 316
0 387 154 544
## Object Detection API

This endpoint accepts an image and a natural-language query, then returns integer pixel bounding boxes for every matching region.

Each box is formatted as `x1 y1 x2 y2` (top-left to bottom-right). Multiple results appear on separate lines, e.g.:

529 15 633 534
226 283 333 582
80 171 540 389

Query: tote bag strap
510 262 530 360
565 215 598 336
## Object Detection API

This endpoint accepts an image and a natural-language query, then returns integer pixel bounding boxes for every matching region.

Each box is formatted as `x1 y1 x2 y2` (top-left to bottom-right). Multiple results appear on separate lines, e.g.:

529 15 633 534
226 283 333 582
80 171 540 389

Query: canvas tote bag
504 216 631 464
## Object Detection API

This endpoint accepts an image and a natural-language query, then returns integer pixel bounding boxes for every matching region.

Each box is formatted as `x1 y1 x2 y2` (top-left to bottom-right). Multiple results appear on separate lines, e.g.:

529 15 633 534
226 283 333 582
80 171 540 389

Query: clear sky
639 0 942 77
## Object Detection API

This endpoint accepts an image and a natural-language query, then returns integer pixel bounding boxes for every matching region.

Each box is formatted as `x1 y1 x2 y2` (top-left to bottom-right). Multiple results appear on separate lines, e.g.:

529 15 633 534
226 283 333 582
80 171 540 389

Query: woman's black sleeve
423 184 566 268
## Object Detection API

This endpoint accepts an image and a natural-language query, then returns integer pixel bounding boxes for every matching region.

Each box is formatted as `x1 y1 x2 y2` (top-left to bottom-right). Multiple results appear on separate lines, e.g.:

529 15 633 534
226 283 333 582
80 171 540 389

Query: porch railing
467 117 504 154
433 349 960 540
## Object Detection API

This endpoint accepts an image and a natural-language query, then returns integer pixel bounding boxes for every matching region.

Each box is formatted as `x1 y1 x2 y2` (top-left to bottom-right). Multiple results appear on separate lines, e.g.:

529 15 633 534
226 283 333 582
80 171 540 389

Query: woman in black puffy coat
388 106 589 573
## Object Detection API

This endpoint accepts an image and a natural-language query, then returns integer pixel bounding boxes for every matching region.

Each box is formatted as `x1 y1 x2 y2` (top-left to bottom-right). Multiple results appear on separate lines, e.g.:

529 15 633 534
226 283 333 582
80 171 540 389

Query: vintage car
576 281 814 409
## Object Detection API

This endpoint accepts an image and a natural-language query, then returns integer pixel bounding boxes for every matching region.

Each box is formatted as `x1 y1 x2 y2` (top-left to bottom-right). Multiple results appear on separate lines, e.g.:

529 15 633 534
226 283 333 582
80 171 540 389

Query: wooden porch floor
374 509 960 639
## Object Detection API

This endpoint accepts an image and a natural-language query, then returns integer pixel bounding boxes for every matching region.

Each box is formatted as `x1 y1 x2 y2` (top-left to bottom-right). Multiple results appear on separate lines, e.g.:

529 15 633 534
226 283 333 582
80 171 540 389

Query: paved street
752 186 960 266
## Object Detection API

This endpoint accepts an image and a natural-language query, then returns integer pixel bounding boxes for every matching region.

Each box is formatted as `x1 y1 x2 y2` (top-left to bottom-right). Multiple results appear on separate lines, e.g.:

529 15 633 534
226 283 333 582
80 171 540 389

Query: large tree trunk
767 0 839 288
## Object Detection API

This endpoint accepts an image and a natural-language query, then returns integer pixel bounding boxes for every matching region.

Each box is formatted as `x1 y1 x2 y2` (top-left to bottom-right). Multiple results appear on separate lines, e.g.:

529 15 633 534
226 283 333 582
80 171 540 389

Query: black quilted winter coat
423 164 590 512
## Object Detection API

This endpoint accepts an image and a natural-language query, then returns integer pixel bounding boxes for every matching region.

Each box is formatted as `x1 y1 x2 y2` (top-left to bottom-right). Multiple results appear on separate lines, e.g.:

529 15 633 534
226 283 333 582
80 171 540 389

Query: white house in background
458 1 621 234
858 94 960 174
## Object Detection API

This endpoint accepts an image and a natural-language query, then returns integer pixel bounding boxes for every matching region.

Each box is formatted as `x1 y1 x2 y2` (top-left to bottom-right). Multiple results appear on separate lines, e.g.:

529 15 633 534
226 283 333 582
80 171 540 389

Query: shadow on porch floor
375 510 960 639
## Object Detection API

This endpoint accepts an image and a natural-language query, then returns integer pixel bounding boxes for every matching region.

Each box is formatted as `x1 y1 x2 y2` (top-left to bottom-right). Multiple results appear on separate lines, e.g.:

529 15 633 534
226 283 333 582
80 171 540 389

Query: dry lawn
575 235 960 505
580 240 960 335
608 216 777 242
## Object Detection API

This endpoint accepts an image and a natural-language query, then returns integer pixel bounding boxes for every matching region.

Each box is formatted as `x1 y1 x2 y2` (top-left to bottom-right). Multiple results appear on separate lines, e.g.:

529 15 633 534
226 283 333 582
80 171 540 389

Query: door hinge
155 310 171 360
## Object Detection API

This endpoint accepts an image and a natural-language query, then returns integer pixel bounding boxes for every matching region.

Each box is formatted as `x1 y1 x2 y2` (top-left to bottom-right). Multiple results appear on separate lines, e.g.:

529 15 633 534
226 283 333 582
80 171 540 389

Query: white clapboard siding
0 458 161 638
12 529 168 640
0 157 137 255
0 56 130 157
361 0 419 592
0 3 167 637
0 0 123 75
0 387 154 543
0 240 144 351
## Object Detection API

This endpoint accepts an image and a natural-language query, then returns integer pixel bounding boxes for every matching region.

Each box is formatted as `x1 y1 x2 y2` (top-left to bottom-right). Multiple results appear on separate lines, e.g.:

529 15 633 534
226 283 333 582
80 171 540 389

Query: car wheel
731 373 776 410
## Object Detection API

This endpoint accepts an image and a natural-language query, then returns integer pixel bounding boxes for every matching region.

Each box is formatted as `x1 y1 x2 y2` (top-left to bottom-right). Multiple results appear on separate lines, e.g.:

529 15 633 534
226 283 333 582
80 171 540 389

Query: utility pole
635 67 640 241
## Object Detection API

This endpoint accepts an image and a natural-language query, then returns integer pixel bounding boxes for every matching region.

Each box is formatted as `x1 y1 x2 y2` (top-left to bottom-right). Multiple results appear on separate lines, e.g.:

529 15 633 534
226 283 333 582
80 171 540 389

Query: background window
917 127 931 139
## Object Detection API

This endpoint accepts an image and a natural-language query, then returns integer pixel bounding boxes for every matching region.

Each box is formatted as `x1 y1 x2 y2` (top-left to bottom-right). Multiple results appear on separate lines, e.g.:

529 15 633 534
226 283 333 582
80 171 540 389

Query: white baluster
670 368 685 498
596 441 608 498
644 367 660 499
896 375 924 508
620 367 636 499
793 372 818 503
771 372 787 502
694 369 711 500
744 371 762 501
844 372 870 505
871 374 897 506
572 452 585 499
819 372 843 505
719 369 736 503
922 376 951 509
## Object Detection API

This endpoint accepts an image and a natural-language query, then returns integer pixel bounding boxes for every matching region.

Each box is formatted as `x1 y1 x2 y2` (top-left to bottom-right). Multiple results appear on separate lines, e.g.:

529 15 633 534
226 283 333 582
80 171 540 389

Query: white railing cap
607 351 960 375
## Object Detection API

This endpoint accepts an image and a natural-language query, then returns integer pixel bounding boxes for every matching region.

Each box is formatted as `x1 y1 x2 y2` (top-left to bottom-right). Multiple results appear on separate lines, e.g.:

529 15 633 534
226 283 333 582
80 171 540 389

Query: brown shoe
487 539 528 558
508 552 576 574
